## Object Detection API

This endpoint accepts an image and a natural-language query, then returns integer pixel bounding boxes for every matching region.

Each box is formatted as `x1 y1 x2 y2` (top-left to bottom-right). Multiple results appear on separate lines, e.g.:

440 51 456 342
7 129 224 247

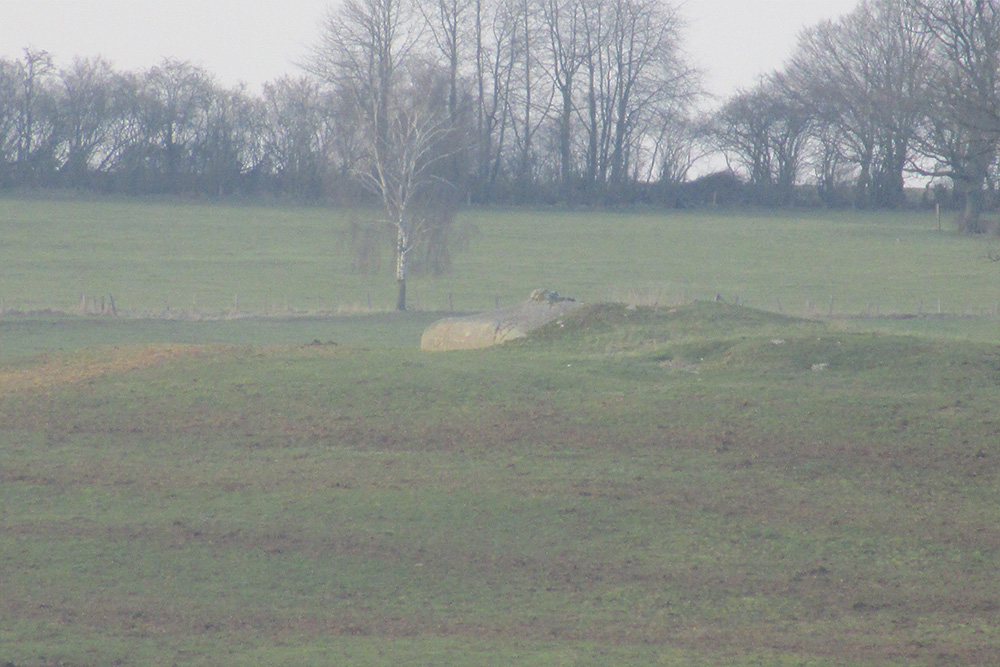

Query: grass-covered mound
522 300 820 354
526 300 999 381
1 303 998 666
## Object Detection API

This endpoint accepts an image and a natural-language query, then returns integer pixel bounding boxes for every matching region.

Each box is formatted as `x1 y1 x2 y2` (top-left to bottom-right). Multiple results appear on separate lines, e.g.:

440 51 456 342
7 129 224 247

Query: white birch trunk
395 218 408 311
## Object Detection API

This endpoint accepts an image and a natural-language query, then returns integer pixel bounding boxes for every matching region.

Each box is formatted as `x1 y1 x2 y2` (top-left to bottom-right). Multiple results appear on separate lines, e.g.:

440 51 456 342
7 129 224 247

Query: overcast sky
0 0 859 99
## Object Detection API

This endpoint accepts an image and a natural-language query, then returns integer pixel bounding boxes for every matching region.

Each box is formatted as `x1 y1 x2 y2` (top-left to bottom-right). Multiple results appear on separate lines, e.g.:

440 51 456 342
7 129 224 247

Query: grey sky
0 0 858 98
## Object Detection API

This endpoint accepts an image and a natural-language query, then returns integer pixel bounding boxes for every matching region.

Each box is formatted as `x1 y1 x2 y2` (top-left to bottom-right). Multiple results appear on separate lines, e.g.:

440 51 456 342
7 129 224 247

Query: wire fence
2 291 1000 321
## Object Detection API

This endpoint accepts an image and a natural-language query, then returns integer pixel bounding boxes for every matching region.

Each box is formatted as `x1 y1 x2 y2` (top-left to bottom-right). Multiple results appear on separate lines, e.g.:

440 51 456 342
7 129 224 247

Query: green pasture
2 303 1000 665
2 196 1000 665
1 195 999 318
0 313 442 361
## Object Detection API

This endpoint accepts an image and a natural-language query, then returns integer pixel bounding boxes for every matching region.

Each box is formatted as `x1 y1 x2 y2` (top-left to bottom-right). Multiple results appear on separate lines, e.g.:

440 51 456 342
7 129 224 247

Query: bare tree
577 0 695 199
310 0 460 310
473 0 519 197
505 0 552 190
54 56 125 187
418 0 467 123
198 85 264 196
540 0 584 196
308 0 420 183
11 48 57 185
135 59 216 192
261 76 335 197
910 0 1000 232
417 0 477 189
0 0 705 204
716 77 812 205
353 68 457 310
0 59 23 184
785 0 934 208
648 113 709 185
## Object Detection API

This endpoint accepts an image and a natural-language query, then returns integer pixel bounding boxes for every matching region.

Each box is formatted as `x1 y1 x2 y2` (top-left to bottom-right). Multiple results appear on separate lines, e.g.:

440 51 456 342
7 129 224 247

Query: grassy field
1 195 999 318
2 196 1000 665
0 313 443 361
1 303 999 665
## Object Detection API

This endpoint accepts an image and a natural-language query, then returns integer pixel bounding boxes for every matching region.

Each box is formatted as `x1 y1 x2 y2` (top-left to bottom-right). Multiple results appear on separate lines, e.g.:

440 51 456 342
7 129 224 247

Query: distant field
1 195 999 319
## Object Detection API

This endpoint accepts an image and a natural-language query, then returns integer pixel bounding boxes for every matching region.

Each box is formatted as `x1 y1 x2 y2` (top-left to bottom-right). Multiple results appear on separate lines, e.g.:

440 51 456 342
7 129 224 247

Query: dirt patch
0 344 201 395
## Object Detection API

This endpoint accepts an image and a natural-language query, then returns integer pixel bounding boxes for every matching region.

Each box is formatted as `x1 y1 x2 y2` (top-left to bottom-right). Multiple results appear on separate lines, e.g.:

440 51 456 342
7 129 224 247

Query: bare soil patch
0 344 201 395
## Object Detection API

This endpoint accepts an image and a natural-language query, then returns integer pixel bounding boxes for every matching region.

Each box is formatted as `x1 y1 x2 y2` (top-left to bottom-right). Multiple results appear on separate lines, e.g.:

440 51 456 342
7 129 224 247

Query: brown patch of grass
0 344 202 395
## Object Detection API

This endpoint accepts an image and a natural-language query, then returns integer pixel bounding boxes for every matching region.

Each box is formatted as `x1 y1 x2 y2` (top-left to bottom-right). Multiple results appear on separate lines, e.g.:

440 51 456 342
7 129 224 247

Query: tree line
1 0 998 227
714 0 1000 231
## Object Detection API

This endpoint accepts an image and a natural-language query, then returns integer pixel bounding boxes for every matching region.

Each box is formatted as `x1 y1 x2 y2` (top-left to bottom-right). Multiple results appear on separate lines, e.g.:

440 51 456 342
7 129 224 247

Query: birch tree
310 0 458 310
353 69 456 310
308 0 419 181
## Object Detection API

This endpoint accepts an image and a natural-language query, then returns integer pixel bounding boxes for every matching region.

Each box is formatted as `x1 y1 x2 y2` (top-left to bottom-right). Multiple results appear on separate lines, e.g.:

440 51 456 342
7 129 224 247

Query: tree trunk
586 68 598 191
395 223 408 311
957 180 987 233
559 84 573 197
396 278 407 311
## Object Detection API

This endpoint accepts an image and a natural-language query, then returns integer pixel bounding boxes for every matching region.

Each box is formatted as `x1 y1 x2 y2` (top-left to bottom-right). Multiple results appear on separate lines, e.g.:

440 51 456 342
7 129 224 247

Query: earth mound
420 289 584 351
